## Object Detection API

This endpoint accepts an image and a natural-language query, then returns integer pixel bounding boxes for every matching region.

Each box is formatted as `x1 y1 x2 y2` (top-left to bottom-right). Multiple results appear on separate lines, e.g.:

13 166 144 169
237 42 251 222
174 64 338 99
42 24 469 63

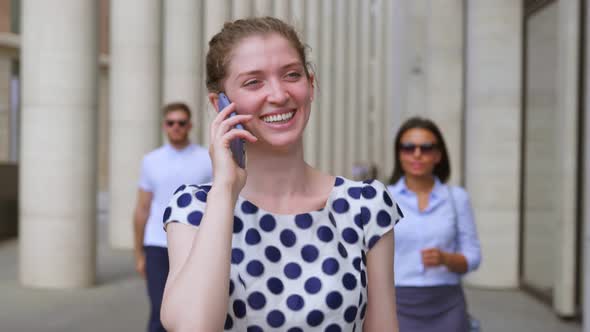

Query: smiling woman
160 17 401 332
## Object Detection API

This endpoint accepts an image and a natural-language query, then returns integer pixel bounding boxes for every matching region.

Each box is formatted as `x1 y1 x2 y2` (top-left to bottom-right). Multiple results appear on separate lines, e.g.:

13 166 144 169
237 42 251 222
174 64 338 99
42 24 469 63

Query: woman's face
218 33 314 149
398 128 441 179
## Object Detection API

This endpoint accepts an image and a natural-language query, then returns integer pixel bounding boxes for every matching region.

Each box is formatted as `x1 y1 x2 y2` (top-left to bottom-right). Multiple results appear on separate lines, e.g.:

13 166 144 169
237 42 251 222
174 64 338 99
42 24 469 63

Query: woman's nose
266 80 288 104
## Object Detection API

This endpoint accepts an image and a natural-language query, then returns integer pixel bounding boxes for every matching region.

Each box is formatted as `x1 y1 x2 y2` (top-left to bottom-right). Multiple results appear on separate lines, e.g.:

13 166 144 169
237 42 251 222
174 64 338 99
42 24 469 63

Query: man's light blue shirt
139 143 213 248
388 177 481 286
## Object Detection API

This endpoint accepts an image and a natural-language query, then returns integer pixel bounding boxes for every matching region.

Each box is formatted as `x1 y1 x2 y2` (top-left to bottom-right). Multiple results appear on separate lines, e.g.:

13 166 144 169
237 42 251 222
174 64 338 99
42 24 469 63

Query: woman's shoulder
445 183 471 203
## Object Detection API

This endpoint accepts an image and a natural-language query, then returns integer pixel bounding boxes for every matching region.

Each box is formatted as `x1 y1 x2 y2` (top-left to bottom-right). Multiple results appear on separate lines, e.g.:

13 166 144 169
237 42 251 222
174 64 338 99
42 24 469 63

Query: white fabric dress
164 177 401 331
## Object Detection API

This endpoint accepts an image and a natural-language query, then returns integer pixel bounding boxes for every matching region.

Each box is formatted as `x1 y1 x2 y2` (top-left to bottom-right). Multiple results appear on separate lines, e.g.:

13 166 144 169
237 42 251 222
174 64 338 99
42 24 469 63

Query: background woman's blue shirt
388 177 481 286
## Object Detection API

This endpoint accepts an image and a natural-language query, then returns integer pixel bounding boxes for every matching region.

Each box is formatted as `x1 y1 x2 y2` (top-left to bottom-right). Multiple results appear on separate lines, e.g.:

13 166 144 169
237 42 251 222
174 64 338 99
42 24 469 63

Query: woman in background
387 117 481 332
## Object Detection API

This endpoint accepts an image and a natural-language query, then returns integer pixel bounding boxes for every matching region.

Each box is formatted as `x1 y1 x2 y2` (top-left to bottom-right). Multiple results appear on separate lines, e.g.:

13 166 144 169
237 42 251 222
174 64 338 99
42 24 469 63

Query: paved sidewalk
0 221 583 331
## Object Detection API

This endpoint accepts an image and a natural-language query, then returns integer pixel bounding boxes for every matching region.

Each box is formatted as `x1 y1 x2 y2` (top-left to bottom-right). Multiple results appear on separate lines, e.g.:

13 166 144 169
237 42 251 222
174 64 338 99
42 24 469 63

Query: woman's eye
285 72 302 80
243 79 260 87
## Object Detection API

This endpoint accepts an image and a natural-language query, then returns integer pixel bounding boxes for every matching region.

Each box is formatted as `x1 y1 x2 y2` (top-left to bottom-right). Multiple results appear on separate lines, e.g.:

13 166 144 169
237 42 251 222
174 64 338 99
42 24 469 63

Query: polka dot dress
164 177 401 331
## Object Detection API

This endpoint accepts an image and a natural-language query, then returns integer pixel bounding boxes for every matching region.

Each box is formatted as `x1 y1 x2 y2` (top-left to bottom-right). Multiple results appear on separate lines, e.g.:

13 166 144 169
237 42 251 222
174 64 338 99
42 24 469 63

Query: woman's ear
208 92 220 112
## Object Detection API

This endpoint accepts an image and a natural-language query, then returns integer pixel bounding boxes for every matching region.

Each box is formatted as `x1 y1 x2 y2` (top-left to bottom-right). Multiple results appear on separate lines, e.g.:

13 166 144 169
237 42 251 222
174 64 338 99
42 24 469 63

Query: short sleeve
138 158 152 192
361 180 402 251
163 184 210 231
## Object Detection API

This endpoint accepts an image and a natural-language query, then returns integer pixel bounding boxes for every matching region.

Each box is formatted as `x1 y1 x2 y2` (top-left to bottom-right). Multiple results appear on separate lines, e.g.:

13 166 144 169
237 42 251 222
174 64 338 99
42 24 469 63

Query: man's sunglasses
165 120 189 127
399 142 438 154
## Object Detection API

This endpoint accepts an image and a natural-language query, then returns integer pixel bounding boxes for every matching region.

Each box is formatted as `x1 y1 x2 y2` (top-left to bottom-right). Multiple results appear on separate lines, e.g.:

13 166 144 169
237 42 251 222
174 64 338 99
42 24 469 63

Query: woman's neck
241 140 311 198
404 174 436 194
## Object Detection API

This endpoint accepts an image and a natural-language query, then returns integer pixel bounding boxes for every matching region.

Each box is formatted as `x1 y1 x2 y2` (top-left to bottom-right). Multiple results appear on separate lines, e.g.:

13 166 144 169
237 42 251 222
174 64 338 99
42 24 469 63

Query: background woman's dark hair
388 117 451 184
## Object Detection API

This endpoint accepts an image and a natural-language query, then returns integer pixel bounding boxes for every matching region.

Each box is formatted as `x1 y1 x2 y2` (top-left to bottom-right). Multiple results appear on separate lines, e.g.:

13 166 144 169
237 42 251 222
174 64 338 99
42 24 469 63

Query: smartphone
218 93 246 168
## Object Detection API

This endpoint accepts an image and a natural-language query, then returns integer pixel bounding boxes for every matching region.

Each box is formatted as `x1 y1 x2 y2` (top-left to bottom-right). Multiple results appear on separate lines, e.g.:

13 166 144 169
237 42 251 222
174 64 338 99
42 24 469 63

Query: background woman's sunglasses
165 120 188 127
399 142 438 154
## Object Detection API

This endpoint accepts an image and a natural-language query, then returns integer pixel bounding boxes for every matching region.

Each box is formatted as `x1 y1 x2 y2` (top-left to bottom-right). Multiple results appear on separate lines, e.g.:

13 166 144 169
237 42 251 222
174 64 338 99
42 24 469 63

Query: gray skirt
396 285 469 332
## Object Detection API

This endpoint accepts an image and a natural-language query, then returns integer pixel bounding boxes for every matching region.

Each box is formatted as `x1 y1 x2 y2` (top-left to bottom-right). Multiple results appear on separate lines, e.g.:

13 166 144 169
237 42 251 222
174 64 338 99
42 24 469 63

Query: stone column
0 54 10 162
358 0 370 164
345 0 359 176
163 0 203 143
232 0 253 19
273 0 289 21
426 0 464 185
19 0 97 288
303 0 319 167
254 0 272 16
318 0 334 173
109 0 161 249
464 0 522 288
332 0 346 176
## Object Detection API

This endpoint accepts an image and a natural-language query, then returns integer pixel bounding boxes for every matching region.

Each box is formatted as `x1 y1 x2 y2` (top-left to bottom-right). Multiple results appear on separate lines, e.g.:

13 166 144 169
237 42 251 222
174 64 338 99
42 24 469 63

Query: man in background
133 102 213 332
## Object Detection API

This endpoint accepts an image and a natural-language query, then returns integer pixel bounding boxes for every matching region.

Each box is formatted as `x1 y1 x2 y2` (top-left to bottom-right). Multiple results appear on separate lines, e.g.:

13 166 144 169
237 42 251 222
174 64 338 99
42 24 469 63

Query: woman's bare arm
363 231 399 332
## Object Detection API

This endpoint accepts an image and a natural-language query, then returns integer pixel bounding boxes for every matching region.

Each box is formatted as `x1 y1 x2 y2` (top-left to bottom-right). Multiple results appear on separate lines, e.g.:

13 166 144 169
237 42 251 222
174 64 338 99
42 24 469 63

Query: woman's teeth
262 111 295 123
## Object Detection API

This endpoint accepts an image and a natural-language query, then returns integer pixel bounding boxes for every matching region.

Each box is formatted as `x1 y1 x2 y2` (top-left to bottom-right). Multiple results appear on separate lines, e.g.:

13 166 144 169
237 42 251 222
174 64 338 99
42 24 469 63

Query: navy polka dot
224 314 233 330
267 277 284 295
231 248 245 264
287 294 305 311
264 246 281 263
247 260 265 277
229 279 235 295
187 210 203 226
377 210 392 227
162 207 171 223
332 198 350 213
360 303 367 319
295 213 313 229
301 245 319 262
241 200 259 214
353 257 361 272
363 179 374 184
238 275 246 288
177 193 192 208
195 190 208 203
288 328 304 332
358 293 363 306
280 229 297 247
317 226 334 242
259 214 276 232
304 277 322 294
329 212 337 227
307 310 325 327
396 203 405 218
335 177 344 186
344 306 358 323
342 273 357 290
361 186 377 199
326 291 343 309
361 270 367 287
383 190 393 206
322 258 339 275
368 235 381 249
247 292 266 310
233 216 244 233
245 229 262 245
284 262 302 279
361 250 367 266
200 185 212 192
347 187 362 199
360 207 371 225
326 324 342 332
353 213 363 229
247 326 263 332
267 310 285 328
342 228 359 244
173 185 186 194
233 300 247 318
338 242 348 258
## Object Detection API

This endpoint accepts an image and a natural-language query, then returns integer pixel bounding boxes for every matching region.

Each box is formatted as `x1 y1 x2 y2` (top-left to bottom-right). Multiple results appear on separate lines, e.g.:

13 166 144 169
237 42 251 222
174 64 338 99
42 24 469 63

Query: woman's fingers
220 128 258 145
215 114 254 140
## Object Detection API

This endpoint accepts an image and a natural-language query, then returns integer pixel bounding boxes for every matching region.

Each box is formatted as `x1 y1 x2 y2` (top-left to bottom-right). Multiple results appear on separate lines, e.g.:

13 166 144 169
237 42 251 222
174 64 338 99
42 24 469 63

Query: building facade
0 0 586 323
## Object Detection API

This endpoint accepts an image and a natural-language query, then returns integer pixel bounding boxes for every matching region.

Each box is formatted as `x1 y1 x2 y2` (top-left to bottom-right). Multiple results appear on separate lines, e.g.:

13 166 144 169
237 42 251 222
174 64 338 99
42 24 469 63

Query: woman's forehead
227 34 301 75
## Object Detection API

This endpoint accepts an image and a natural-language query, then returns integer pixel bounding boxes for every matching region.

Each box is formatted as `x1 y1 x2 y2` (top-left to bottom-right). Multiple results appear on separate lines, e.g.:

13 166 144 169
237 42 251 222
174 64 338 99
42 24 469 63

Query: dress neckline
236 176 342 218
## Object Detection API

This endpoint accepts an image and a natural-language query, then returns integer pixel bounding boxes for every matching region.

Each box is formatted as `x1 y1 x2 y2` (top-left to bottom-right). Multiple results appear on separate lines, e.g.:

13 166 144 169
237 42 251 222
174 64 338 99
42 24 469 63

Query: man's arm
133 189 153 278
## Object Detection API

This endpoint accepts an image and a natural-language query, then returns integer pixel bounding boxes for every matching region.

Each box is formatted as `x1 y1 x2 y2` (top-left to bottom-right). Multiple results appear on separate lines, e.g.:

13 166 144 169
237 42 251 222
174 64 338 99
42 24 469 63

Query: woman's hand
420 248 446 267
209 101 257 198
